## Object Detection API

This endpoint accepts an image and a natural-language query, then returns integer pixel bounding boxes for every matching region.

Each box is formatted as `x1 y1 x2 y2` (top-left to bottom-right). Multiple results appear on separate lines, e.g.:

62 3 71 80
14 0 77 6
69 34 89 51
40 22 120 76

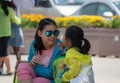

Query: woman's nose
51 33 55 38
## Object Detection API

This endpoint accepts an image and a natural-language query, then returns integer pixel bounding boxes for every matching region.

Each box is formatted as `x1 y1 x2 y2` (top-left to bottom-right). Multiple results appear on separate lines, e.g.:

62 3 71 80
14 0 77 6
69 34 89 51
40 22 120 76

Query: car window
53 0 86 5
79 3 98 15
113 1 120 11
35 0 51 7
97 3 114 16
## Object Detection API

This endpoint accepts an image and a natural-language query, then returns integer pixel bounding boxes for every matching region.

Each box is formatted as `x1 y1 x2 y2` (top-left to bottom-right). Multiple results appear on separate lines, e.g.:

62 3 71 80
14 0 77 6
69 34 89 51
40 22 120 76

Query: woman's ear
38 30 42 37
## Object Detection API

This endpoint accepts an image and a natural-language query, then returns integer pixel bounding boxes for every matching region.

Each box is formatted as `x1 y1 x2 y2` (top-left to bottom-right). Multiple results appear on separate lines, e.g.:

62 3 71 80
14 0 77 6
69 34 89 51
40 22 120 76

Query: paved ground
0 55 120 83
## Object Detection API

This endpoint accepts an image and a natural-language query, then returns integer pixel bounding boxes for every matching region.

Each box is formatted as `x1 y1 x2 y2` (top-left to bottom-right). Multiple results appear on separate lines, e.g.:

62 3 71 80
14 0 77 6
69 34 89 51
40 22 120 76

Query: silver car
72 0 120 17
16 0 88 17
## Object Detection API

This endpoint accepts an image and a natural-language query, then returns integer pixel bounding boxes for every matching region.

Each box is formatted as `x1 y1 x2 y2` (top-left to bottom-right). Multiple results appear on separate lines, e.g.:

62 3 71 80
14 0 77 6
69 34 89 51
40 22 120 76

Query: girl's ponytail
80 38 91 54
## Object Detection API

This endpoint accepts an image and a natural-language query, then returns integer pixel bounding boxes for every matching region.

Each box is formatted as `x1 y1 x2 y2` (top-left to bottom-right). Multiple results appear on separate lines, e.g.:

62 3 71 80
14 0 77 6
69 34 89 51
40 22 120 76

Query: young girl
8 0 24 62
0 0 21 75
17 18 63 83
53 25 94 83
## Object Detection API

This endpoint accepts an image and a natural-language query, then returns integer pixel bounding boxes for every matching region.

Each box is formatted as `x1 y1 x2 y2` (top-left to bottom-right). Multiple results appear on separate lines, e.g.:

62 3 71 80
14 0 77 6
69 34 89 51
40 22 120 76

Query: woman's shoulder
29 40 35 49
31 40 35 44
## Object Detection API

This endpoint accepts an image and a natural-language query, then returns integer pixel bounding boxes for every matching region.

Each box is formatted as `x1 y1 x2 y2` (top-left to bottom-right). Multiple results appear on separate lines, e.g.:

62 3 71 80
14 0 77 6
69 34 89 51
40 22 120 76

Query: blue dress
9 8 24 47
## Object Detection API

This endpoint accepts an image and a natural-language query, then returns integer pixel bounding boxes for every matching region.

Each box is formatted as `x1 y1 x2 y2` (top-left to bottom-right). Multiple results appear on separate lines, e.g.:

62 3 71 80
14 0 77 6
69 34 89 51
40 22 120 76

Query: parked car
72 0 120 18
34 0 90 16
14 0 89 17
50 0 89 16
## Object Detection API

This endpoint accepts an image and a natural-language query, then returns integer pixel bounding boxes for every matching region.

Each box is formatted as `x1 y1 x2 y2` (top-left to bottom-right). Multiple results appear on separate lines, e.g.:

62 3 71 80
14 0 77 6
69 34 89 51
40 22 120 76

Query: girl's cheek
63 41 67 46
62 40 65 46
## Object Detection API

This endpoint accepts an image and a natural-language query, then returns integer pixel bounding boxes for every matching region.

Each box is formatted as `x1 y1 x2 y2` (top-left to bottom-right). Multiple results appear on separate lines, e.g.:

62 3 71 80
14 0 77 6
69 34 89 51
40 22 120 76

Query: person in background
8 0 24 62
0 0 21 75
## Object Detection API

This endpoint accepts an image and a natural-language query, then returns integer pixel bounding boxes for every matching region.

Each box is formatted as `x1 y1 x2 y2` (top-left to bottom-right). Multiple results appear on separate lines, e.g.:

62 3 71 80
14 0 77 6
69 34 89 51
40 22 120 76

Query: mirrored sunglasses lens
54 30 60 37
46 31 52 37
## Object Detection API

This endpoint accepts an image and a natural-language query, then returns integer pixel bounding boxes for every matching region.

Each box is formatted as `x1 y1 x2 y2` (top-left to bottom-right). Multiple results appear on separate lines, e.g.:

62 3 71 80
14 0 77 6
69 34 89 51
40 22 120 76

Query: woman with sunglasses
17 18 63 83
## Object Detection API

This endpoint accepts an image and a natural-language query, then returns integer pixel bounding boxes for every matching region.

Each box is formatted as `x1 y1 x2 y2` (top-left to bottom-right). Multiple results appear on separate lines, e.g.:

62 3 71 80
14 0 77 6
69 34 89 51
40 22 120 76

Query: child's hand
58 64 69 79
58 43 64 51
63 64 69 72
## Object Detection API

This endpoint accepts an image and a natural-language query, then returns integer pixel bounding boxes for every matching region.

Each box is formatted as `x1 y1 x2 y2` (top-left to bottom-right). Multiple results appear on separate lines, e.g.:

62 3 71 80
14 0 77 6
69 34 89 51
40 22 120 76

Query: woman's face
38 24 59 49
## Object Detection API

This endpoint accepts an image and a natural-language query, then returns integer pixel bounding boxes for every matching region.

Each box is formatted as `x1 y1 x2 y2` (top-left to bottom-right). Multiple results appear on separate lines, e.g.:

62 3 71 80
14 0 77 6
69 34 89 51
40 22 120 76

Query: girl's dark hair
1 1 10 16
65 25 91 54
8 1 16 10
34 18 57 54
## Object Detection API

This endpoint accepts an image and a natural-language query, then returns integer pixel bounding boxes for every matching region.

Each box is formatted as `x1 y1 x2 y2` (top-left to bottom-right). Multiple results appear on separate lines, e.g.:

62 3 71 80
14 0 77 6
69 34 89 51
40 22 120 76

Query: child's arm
9 7 21 25
62 57 82 82
52 56 65 83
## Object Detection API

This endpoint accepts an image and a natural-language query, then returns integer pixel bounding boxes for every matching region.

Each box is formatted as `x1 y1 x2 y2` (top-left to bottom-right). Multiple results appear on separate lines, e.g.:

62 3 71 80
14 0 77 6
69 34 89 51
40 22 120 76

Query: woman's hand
30 51 41 67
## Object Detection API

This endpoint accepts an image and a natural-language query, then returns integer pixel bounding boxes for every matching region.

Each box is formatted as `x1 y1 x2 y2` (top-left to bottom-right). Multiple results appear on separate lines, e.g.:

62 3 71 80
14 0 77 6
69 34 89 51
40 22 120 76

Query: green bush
21 14 120 29
111 17 120 29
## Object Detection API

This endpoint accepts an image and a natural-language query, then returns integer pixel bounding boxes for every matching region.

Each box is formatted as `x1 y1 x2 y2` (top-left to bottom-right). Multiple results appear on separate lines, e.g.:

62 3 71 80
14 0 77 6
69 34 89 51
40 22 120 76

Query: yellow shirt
0 5 21 37
62 47 92 82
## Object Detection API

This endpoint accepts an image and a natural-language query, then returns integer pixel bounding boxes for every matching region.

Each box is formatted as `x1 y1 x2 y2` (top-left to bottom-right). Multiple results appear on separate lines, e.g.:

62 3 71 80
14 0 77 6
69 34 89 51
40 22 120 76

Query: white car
50 0 86 16
14 0 88 17
72 0 120 17
34 0 89 17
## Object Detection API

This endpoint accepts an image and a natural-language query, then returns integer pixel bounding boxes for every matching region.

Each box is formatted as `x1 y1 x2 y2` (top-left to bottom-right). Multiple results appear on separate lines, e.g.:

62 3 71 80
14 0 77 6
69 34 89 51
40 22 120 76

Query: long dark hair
34 18 57 54
65 25 91 54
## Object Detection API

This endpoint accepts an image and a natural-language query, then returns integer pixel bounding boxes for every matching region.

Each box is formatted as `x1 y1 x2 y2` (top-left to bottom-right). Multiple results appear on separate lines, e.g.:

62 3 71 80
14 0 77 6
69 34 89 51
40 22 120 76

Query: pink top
37 46 54 67
17 46 55 83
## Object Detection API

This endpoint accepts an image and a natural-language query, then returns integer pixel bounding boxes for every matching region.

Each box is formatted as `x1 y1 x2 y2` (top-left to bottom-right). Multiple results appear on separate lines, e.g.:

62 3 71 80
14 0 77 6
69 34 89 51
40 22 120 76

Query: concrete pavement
0 55 120 83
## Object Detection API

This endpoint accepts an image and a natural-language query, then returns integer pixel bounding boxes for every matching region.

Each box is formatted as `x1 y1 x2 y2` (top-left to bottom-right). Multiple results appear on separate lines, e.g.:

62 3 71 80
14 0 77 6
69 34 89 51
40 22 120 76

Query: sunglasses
45 30 60 37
